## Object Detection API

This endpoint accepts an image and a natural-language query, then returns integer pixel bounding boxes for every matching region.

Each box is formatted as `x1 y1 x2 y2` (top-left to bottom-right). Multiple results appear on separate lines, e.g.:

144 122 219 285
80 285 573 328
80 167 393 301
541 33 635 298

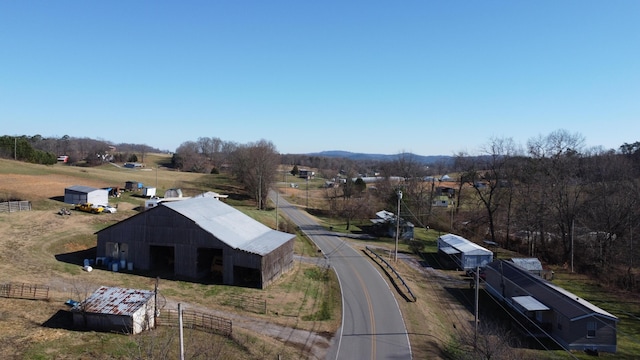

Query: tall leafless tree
230 140 280 210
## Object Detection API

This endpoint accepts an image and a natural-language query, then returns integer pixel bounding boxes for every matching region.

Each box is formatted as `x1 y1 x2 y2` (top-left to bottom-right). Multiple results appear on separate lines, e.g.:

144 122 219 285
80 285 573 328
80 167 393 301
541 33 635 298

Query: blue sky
1 1 638 156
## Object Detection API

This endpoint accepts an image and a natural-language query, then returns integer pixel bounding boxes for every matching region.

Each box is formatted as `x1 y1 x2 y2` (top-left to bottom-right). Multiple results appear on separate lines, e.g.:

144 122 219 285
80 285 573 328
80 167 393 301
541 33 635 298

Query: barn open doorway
150 245 175 275
197 248 223 281
234 266 261 288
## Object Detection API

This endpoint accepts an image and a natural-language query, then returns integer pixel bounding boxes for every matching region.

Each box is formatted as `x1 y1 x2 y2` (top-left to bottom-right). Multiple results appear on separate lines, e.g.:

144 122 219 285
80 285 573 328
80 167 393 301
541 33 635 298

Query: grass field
0 157 339 359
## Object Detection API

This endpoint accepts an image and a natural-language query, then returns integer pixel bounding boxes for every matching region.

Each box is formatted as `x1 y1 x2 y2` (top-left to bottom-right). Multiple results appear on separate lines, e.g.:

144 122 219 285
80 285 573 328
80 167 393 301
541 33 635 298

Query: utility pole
395 190 402 262
178 303 185 360
474 266 479 349
571 219 574 273
258 173 262 210
306 176 309 208
154 277 159 323
275 191 279 230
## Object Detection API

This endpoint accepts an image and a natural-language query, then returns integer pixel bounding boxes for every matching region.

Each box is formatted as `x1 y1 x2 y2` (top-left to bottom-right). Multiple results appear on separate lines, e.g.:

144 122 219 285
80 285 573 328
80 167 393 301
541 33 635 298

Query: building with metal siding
72 286 155 334
64 185 108 205
484 260 618 353
437 233 493 271
95 197 295 288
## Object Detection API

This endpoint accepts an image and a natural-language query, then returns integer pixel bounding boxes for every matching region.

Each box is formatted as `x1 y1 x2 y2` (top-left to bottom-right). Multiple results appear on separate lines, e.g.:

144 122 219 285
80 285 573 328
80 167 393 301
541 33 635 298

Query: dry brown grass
0 159 338 359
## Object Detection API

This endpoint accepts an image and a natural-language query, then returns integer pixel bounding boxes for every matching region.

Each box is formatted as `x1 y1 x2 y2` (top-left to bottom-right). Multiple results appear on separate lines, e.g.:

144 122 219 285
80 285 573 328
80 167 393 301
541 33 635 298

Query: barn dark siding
96 202 295 288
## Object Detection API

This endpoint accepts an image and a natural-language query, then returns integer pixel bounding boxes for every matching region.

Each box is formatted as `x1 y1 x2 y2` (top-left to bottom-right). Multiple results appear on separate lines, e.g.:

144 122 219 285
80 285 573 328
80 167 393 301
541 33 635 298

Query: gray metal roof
512 295 550 311
487 260 618 321
510 258 543 271
438 233 493 256
65 185 102 194
163 197 294 256
74 286 154 315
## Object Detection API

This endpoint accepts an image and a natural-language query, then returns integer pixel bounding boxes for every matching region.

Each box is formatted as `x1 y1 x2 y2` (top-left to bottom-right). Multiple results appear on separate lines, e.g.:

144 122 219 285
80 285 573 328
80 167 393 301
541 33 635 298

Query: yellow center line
350 262 376 359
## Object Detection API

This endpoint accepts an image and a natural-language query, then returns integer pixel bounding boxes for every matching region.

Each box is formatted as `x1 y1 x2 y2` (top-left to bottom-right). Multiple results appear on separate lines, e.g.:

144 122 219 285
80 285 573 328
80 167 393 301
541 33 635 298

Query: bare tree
527 129 587 264
462 137 519 244
579 149 638 273
173 141 206 172
230 140 280 209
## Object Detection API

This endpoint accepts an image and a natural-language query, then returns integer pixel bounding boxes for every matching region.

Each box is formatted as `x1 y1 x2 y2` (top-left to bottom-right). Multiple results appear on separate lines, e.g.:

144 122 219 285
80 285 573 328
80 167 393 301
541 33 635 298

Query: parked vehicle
73 203 104 214
97 204 117 213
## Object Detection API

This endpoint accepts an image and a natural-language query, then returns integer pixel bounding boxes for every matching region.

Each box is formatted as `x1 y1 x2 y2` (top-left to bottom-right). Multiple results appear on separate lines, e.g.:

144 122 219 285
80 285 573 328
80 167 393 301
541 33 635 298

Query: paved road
272 191 412 360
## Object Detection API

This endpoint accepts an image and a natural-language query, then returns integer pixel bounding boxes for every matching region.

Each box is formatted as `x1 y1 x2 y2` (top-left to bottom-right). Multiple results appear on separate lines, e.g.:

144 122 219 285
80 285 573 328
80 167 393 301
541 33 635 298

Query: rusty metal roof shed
74 286 154 316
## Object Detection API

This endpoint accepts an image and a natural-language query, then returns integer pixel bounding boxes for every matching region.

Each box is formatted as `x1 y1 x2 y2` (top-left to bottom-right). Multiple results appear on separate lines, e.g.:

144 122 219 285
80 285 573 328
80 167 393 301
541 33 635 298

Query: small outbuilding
72 286 156 334
370 210 414 240
164 188 183 198
142 187 156 197
125 181 143 191
64 185 108 205
437 233 493 271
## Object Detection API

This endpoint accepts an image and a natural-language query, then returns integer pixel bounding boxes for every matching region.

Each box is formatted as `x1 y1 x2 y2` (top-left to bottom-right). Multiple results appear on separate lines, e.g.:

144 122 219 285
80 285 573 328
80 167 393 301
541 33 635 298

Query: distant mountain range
306 150 454 165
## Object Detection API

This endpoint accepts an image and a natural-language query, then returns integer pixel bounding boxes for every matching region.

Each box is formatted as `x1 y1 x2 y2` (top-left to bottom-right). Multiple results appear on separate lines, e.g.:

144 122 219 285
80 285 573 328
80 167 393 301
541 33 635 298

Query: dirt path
161 297 332 360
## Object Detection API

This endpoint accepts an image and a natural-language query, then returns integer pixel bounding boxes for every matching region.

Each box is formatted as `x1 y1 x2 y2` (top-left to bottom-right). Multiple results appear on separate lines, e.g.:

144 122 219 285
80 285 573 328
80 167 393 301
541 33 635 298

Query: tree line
172 137 279 210
363 130 640 291
0 134 164 166
168 131 640 291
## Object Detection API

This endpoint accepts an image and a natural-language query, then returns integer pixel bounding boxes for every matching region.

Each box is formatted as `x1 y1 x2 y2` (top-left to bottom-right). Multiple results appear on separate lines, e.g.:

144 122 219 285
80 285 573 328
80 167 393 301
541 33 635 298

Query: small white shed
164 188 183 198
142 187 156 197
437 233 493 271
72 286 156 334
64 185 108 205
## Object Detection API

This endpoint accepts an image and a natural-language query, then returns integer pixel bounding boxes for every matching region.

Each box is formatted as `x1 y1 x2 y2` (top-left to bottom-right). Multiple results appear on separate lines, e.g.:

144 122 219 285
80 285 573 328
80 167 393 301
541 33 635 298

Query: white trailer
143 187 156 197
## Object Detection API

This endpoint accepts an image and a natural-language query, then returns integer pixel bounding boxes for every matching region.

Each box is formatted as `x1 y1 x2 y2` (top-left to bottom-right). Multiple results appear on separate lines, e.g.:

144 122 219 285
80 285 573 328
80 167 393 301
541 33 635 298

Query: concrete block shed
64 185 108 205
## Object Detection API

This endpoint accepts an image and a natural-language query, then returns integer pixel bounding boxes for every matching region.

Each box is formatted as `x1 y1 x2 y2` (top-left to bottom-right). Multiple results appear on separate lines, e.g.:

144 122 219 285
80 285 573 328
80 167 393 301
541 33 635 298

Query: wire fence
0 282 49 300
0 201 32 213
222 293 267 314
157 308 232 337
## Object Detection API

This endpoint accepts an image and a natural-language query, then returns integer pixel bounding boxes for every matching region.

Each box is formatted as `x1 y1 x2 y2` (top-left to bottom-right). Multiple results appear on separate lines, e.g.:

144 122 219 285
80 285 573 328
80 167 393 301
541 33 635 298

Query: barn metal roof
74 286 154 316
164 197 294 256
65 185 102 194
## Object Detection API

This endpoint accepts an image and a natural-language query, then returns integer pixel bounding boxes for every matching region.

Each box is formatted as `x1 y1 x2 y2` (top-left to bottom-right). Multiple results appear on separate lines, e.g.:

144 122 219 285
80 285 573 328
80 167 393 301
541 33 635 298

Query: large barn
95 196 295 288
64 185 108 205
